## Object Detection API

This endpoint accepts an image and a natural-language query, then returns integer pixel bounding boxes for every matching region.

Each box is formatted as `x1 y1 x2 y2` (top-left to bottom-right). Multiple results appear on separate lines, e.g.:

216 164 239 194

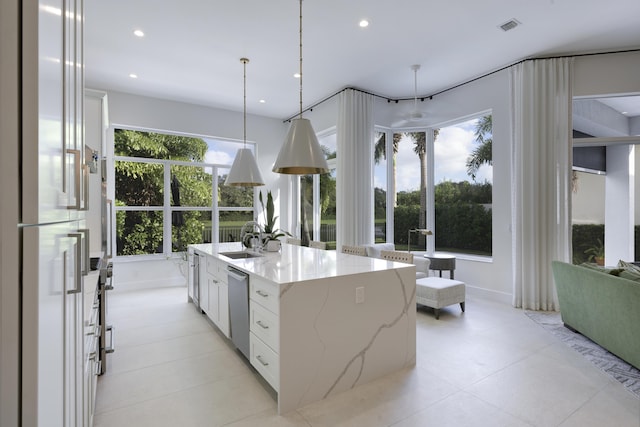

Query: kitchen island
189 242 416 414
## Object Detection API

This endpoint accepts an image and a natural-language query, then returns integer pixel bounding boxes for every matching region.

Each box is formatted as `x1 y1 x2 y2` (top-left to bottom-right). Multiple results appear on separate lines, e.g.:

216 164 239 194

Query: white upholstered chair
286 237 302 246
362 243 430 279
380 250 414 264
341 245 367 256
309 240 327 250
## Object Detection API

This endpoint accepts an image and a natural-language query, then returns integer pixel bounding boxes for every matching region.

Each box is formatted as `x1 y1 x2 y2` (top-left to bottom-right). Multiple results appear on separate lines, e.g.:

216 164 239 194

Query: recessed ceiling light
129 73 138 79
259 99 266 104
294 73 301 79
622 111 629 115
359 19 369 28
133 29 145 37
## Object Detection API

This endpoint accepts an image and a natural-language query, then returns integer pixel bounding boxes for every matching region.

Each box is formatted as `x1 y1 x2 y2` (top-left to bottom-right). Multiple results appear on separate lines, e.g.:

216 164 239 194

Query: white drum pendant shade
225 147 265 186
272 118 329 174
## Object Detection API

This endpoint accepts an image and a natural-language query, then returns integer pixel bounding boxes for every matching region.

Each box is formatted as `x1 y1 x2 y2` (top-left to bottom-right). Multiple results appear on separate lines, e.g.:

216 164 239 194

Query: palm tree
466 115 492 180
374 131 401 206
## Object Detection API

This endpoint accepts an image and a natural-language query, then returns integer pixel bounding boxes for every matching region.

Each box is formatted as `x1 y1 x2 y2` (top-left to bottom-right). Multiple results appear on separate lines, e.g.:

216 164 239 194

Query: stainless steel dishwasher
227 267 250 359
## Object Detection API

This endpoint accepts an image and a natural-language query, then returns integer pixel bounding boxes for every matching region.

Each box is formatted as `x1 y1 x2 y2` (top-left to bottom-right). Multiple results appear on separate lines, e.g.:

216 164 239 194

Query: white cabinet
204 255 230 338
19 0 88 424
22 221 87 426
192 252 230 338
23 0 87 224
249 276 280 391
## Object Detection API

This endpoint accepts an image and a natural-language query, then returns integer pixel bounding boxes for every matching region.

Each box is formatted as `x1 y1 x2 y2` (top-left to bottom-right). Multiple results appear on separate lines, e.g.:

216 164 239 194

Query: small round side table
424 254 456 279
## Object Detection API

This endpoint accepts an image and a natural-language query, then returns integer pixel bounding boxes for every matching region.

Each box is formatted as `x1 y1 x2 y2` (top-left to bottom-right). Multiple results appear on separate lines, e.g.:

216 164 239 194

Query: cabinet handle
107 199 114 259
105 325 115 353
80 164 89 211
256 320 269 329
256 290 269 298
67 233 82 294
256 355 269 367
78 228 90 276
66 149 81 210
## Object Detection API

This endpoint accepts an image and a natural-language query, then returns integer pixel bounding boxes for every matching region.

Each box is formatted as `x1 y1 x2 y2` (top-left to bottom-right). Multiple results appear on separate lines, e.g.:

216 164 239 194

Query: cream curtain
510 58 573 310
336 89 374 249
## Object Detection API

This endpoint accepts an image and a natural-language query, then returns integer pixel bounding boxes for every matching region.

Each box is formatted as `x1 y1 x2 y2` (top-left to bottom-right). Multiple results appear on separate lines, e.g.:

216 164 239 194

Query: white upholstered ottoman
415 277 465 319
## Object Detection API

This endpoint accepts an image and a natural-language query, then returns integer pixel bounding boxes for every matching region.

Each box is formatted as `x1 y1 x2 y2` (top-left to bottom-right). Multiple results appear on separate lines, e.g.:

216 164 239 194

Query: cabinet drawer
249 276 279 315
249 301 279 352
206 256 229 284
250 333 279 391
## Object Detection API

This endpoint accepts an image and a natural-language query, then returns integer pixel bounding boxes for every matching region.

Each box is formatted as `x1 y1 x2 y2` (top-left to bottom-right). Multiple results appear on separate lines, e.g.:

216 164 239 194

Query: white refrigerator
1 0 89 425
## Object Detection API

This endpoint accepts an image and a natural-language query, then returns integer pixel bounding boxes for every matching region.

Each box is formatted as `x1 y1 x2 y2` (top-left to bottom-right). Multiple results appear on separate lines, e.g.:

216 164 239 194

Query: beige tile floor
94 285 640 427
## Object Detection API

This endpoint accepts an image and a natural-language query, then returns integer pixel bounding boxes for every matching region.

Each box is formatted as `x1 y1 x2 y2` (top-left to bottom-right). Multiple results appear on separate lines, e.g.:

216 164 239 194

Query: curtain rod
282 47 640 123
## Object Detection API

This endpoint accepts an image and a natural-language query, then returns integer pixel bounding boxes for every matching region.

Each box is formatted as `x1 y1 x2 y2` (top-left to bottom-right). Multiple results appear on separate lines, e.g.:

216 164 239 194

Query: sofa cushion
616 260 640 282
414 257 430 278
579 262 622 276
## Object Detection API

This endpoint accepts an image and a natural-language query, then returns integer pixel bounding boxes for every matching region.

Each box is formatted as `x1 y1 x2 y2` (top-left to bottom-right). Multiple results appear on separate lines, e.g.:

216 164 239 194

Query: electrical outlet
355 286 365 304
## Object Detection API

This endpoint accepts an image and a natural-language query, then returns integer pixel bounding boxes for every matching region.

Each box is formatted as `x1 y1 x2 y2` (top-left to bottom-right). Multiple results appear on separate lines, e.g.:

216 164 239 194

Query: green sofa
551 261 640 370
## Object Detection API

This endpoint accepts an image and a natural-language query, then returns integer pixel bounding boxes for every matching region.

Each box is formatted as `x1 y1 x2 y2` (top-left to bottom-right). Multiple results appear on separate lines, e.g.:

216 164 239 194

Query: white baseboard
112 257 188 292
466 285 512 305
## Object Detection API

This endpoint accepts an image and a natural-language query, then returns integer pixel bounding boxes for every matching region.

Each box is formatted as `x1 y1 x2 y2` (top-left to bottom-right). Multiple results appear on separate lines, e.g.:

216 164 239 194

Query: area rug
525 310 640 398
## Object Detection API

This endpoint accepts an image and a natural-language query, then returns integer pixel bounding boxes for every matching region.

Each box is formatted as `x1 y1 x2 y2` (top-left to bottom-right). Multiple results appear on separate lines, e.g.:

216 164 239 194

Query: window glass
217 167 253 208
318 133 337 249
219 211 254 243
300 175 314 243
296 132 336 248
116 210 163 255
373 131 387 242
434 115 493 255
115 160 164 206
393 131 427 250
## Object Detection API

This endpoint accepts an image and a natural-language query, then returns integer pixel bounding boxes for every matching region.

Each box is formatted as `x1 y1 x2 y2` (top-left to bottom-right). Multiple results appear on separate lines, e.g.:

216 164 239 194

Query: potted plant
584 238 605 266
259 190 290 250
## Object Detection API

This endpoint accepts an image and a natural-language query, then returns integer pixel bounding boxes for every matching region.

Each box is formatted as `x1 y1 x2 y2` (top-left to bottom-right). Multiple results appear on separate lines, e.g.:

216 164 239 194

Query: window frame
112 128 257 259
379 110 493 258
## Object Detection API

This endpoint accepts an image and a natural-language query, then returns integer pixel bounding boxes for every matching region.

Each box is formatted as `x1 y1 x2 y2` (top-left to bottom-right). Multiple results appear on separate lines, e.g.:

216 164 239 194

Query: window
298 131 336 248
373 130 388 242
114 129 255 256
433 115 493 255
379 113 492 256
392 131 428 251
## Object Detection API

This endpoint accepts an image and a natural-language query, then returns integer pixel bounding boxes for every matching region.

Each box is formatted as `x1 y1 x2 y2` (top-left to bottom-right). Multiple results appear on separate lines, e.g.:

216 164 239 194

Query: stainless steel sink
219 251 263 259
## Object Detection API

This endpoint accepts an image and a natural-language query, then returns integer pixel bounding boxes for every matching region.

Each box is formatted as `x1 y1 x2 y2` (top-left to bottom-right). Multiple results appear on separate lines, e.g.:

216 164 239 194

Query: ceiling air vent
499 19 521 32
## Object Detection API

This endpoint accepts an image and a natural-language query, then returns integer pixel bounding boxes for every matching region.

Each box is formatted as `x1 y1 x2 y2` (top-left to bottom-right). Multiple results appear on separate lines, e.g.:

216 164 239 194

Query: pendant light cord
241 57 248 147
298 0 303 119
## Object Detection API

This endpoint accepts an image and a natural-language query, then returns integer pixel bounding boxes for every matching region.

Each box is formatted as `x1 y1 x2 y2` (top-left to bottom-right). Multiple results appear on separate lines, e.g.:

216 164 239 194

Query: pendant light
272 0 329 175
225 58 265 186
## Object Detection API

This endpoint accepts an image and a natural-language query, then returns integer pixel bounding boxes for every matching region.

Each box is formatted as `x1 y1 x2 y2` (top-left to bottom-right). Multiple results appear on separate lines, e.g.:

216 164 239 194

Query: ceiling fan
392 64 430 128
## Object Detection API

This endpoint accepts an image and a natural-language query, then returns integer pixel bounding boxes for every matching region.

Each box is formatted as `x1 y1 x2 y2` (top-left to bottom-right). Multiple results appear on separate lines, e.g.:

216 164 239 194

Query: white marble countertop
189 242 412 284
